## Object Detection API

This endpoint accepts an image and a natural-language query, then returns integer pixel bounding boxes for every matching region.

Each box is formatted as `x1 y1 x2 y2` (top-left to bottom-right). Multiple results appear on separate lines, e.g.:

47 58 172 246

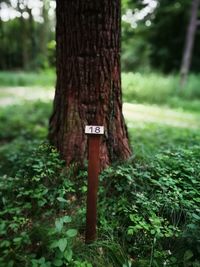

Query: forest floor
0 86 199 129
1 85 200 266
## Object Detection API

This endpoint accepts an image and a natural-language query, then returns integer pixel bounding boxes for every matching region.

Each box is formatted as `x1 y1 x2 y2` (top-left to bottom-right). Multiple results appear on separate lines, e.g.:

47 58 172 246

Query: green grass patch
122 72 200 112
0 101 51 142
0 70 56 87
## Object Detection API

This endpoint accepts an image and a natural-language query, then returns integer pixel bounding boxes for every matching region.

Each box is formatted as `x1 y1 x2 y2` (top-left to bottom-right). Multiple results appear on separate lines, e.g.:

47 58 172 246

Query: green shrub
0 101 51 143
98 144 200 266
0 142 81 267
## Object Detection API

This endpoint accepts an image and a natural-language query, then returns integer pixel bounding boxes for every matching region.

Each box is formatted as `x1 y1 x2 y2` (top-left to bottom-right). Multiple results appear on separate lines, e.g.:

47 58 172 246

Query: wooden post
85 135 100 243
85 126 104 243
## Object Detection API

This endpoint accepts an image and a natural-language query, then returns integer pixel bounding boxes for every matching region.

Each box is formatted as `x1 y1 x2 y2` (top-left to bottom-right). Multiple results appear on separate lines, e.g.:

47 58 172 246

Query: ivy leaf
64 248 73 262
58 238 68 252
192 213 200 220
13 237 22 244
53 259 63 267
55 219 63 232
66 229 77 238
62 216 72 223
49 241 58 249
38 257 45 264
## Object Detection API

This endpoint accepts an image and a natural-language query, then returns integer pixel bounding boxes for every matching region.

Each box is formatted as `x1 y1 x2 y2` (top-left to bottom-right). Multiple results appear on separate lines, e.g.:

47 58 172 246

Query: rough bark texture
180 0 200 87
49 0 132 168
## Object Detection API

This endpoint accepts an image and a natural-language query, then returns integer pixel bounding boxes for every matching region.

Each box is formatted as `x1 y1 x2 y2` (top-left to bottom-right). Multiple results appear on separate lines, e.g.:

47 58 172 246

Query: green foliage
0 141 81 267
0 71 55 87
0 14 55 71
98 139 200 266
0 101 50 141
0 18 24 70
122 0 200 73
1 71 200 113
147 0 191 73
0 90 200 266
0 101 52 178
122 23 151 72
2 0 200 74
122 72 200 111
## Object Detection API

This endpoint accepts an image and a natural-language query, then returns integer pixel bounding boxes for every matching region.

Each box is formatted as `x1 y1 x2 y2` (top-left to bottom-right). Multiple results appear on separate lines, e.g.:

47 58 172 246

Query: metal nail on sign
85 125 104 135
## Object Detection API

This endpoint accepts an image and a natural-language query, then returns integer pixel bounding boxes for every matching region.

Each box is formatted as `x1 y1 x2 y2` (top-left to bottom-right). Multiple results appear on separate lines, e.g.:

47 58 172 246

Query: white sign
85 125 104 135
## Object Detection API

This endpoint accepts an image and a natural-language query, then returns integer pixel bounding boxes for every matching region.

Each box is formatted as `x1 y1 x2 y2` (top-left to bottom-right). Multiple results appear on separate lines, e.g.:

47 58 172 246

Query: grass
123 103 200 128
0 100 200 266
0 72 200 266
1 70 200 112
0 70 56 87
122 72 200 112
122 102 200 163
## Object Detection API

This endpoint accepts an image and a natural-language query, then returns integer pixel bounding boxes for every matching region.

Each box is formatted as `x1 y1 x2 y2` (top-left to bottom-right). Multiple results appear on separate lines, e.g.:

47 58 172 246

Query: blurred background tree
0 0 55 70
0 0 199 76
122 0 200 74
0 2 200 266
180 0 200 86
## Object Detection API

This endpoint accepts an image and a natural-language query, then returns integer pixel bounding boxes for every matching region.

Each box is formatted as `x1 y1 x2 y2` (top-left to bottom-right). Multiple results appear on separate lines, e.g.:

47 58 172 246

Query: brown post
85 135 101 243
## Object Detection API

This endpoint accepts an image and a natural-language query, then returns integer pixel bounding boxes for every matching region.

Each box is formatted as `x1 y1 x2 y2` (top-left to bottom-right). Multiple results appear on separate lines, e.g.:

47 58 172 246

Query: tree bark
49 0 132 169
180 0 200 87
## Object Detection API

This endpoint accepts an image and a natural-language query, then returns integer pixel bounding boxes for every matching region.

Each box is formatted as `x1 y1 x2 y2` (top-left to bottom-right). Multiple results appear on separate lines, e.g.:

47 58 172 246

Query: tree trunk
49 0 132 169
40 0 50 61
27 7 36 64
180 0 200 87
17 1 29 69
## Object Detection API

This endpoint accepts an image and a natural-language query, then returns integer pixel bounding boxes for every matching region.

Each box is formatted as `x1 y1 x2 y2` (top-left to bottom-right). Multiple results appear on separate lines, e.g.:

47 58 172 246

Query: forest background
0 1 200 267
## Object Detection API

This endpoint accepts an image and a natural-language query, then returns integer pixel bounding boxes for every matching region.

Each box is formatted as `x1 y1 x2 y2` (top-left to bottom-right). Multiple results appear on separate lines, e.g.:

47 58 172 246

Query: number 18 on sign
85 125 104 243
85 126 104 135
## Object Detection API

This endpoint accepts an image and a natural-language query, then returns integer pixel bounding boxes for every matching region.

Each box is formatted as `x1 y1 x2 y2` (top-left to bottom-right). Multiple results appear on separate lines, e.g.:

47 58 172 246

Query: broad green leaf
38 257 45 264
50 241 58 249
66 229 78 238
192 213 200 220
0 240 11 247
53 259 63 267
55 219 63 232
58 238 68 252
62 216 72 223
64 248 73 262
127 228 134 235
13 237 22 243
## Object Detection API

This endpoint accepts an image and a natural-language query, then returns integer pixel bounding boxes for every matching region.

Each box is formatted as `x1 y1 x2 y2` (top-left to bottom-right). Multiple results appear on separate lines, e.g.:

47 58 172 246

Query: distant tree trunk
0 5 3 66
17 1 29 69
180 0 200 87
40 0 50 63
49 0 132 169
27 7 36 64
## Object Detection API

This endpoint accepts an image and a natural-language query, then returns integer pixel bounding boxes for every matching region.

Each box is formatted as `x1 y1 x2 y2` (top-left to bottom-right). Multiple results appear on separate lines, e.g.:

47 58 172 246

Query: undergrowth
1 71 200 113
0 101 200 266
122 72 200 112
0 70 55 87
